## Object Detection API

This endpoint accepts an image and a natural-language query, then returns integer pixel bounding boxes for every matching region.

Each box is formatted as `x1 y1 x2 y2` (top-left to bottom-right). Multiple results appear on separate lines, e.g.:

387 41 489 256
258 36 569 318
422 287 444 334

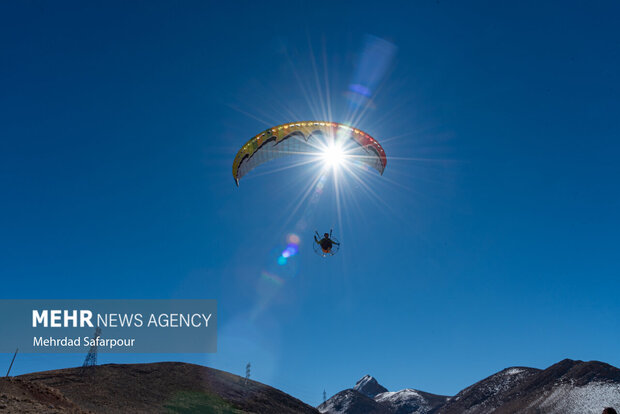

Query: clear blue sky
1 0 619 406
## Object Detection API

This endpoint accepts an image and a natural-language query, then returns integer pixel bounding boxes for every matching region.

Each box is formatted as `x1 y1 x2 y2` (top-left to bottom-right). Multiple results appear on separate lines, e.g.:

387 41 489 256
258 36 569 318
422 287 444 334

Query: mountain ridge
320 359 620 414
1 358 618 413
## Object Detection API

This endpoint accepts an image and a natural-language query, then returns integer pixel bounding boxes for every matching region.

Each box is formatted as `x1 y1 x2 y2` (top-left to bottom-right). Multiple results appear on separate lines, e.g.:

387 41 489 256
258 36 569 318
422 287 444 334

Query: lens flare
322 143 346 167
346 34 397 109
287 233 300 244
285 244 299 256
281 235 300 260
260 271 285 286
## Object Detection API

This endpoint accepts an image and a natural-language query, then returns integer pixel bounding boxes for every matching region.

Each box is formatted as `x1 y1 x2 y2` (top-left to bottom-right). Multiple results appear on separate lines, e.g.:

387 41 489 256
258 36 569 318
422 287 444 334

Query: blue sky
1 0 619 406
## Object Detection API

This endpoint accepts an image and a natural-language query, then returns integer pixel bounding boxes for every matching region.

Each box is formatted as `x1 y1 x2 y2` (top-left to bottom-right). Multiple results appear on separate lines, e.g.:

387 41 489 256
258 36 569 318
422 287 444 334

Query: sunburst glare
320 142 346 168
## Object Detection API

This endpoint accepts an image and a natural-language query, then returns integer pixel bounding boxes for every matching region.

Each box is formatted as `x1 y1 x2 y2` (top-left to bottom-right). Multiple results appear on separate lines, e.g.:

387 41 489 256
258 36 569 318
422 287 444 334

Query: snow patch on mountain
375 388 434 414
376 389 422 403
456 367 538 399
529 381 620 414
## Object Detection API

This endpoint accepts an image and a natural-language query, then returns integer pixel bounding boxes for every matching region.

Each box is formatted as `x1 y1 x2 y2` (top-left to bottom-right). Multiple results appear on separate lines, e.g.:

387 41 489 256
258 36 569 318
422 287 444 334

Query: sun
321 143 346 168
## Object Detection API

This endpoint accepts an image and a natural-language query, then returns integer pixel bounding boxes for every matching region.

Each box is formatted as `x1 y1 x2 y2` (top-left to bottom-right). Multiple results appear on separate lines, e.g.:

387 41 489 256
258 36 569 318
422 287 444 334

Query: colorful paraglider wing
232 121 387 185
233 131 308 184
343 137 386 174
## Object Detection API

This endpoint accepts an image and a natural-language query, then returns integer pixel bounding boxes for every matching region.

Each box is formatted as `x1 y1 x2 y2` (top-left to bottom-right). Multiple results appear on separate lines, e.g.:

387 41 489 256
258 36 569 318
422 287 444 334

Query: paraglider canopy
232 121 387 185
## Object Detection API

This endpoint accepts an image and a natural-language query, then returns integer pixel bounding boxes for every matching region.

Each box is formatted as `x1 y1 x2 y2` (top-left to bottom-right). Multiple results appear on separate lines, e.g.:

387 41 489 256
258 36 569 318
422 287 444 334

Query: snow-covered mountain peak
354 374 388 398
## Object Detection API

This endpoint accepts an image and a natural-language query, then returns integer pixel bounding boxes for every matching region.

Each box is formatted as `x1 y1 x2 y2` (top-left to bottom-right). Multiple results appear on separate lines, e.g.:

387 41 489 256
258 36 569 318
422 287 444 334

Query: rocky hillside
319 389 391 414
439 359 620 414
0 377 89 413
9 362 319 414
437 366 541 413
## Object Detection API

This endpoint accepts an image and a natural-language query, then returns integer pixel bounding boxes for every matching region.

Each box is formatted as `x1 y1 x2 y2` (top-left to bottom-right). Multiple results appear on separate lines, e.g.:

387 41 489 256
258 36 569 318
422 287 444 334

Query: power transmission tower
81 327 101 373
245 362 251 385
323 389 327 404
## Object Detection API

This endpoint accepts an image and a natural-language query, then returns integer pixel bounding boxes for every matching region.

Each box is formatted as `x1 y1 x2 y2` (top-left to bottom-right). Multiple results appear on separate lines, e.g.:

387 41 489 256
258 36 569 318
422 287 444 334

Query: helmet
324 233 329 238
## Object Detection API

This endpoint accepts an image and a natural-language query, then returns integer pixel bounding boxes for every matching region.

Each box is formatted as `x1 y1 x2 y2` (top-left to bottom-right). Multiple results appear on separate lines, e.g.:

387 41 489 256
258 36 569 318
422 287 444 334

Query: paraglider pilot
314 230 340 254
